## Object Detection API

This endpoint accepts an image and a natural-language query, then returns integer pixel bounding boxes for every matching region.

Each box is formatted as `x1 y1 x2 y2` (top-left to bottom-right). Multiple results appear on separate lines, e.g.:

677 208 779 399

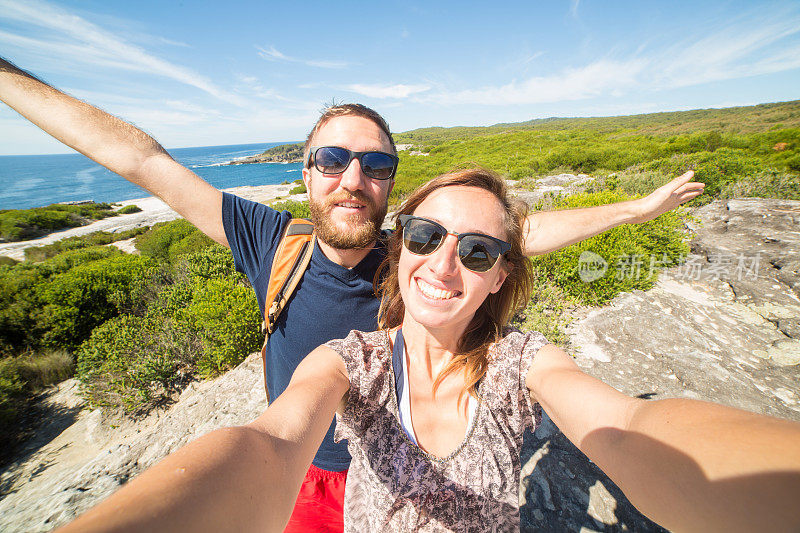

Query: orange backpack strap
260 218 315 401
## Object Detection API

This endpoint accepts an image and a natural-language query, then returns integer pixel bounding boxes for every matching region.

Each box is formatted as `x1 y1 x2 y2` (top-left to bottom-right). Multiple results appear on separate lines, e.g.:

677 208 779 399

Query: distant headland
225 142 303 165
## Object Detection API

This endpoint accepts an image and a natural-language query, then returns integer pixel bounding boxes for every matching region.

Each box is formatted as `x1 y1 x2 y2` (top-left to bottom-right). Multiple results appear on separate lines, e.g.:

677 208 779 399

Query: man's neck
316 238 376 269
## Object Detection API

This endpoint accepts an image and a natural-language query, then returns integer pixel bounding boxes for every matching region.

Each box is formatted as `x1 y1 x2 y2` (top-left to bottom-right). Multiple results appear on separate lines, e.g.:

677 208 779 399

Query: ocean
0 142 304 210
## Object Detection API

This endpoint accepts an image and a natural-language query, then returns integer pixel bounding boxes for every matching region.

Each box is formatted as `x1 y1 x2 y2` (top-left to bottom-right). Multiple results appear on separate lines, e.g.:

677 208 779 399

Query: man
0 57 703 531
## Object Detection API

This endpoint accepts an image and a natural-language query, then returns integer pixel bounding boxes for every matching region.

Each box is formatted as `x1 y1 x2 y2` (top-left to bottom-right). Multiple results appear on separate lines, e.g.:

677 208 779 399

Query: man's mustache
323 191 377 211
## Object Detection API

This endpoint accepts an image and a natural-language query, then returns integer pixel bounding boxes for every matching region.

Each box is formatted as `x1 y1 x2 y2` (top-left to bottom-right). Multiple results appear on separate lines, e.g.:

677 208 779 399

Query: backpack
260 218 315 401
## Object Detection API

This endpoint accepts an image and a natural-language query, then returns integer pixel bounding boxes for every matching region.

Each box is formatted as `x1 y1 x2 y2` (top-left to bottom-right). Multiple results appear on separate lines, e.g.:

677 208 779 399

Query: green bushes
0 350 74 453
391 123 800 204
76 246 261 412
23 228 146 262
0 202 119 242
117 204 142 214
34 253 155 350
0 246 135 355
135 219 215 263
270 199 311 219
530 191 690 306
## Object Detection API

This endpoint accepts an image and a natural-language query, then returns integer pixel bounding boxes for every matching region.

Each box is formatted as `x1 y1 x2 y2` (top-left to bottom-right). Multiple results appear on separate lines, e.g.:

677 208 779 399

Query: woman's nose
428 234 460 276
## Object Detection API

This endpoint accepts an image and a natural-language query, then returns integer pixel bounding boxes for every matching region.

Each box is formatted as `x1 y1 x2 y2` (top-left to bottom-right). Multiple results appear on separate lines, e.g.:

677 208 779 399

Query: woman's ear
489 263 511 294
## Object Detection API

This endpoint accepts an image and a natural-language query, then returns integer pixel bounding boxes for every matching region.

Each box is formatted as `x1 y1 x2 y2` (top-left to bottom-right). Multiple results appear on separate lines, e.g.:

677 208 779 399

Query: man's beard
309 190 388 250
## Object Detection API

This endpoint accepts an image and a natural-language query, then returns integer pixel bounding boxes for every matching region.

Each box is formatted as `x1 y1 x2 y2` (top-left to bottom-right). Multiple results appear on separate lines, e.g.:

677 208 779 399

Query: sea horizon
0 141 302 210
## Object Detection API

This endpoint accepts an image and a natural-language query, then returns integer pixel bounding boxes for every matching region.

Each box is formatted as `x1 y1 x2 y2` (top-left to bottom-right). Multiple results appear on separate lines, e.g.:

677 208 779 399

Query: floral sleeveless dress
326 329 549 532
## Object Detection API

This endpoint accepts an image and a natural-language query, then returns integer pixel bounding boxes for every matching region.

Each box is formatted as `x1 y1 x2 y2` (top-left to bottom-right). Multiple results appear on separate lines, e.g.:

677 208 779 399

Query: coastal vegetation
257 142 303 162
2 99 799 461
0 220 259 456
0 202 142 242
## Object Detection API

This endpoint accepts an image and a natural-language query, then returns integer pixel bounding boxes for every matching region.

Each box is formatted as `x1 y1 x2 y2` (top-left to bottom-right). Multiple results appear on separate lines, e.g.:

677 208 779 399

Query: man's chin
314 215 379 250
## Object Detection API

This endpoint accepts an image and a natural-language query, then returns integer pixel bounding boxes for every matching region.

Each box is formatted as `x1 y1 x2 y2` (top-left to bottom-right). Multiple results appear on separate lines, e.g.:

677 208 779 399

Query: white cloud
0 0 246 106
343 83 431 99
257 46 349 69
570 0 580 18
425 9 800 106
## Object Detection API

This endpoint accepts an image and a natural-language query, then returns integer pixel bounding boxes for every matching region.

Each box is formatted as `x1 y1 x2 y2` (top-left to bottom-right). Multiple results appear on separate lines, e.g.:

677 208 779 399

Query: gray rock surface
1 198 797 532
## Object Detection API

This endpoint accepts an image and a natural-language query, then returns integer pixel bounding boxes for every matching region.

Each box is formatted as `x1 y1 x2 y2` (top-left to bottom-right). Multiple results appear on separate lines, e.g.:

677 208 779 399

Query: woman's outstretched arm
526 344 800 532
56 346 349 533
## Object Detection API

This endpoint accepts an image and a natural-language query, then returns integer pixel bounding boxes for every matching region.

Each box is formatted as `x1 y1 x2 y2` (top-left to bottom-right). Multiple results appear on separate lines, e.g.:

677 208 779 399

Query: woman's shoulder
324 329 392 374
325 329 389 351
495 327 550 355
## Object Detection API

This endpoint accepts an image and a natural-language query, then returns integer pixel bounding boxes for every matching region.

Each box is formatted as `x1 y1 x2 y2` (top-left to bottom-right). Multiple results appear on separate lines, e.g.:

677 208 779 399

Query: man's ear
302 167 312 192
387 179 395 196
489 263 510 294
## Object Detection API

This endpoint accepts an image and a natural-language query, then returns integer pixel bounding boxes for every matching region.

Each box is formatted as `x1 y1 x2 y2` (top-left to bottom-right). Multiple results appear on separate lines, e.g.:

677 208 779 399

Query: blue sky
1 0 799 155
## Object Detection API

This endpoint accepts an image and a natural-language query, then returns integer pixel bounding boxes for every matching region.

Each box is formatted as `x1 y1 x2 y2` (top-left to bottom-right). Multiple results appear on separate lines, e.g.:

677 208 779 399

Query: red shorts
283 464 347 533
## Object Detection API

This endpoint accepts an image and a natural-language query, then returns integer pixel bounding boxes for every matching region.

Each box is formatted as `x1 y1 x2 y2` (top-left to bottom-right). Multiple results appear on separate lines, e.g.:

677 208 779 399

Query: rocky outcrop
0 197 797 532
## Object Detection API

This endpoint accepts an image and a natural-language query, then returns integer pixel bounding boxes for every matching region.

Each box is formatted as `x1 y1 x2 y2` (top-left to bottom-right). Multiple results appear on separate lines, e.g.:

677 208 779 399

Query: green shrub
0 246 125 354
76 245 260 411
135 219 214 263
0 202 118 242
76 314 194 412
0 256 18 267
530 191 690 306
178 277 261 377
117 204 142 214
289 183 307 195
23 228 147 262
719 170 800 200
34 253 156 350
270 200 311 219
179 244 240 281
0 358 25 426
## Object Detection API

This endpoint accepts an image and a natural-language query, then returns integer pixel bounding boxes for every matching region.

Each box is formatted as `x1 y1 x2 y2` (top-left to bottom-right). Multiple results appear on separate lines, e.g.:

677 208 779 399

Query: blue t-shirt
221 193 386 471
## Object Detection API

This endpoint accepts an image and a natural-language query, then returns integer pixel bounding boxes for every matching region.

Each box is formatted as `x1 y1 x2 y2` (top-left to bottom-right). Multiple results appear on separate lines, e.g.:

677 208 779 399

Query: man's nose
338 157 368 192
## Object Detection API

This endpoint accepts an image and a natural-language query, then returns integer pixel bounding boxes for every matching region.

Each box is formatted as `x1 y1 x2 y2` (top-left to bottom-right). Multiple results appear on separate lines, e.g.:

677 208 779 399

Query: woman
58 169 800 533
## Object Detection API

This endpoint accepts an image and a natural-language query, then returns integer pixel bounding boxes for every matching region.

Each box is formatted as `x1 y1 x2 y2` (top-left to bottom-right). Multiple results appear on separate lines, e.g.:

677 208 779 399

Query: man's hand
629 170 705 224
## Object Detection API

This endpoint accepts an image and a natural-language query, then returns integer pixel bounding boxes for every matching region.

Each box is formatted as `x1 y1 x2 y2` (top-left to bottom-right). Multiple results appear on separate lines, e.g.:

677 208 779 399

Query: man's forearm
523 200 639 255
522 171 703 255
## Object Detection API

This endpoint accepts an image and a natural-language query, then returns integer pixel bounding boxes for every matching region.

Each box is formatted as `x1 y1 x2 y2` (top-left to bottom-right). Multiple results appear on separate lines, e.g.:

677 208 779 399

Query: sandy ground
0 184 306 261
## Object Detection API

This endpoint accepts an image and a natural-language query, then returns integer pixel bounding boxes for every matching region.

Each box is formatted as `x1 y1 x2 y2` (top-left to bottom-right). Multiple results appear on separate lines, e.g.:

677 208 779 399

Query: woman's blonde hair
376 168 534 400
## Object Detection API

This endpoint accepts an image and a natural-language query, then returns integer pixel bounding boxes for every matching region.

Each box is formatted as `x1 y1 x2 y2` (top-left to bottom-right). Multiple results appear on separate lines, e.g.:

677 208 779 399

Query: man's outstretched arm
523 171 704 256
0 57 227 246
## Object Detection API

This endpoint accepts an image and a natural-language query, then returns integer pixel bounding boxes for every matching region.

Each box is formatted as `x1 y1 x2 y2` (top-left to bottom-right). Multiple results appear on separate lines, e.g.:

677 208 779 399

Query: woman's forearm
610 398 800 532
56 347 349 533
55 426 291 533
528 345 800 532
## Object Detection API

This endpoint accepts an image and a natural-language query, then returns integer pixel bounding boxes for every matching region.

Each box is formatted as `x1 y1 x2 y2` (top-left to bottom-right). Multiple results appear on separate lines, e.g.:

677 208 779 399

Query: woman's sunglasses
398 214 511 273
307 146 399 180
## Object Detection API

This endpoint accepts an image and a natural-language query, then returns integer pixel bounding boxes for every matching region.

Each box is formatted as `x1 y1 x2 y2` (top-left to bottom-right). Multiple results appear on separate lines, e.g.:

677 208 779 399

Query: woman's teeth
416 278 459 300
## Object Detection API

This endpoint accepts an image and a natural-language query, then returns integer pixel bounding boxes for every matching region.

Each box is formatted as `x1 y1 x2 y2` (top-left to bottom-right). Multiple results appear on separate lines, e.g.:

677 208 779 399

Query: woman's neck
398 315 468 381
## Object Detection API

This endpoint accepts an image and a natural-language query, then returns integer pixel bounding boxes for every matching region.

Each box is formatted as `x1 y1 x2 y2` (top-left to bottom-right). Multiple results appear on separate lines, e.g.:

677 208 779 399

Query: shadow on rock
0 387 84 497
519 412 666 532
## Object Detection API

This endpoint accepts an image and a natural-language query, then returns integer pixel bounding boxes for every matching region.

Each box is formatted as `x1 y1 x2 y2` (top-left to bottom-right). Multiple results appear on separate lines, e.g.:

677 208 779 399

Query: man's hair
376 167 534 401
303 104 397 167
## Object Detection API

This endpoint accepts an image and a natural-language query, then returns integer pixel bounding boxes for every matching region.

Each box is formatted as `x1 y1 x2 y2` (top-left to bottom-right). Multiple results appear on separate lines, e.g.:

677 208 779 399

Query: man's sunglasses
398 215 511 273
307 146 399 181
